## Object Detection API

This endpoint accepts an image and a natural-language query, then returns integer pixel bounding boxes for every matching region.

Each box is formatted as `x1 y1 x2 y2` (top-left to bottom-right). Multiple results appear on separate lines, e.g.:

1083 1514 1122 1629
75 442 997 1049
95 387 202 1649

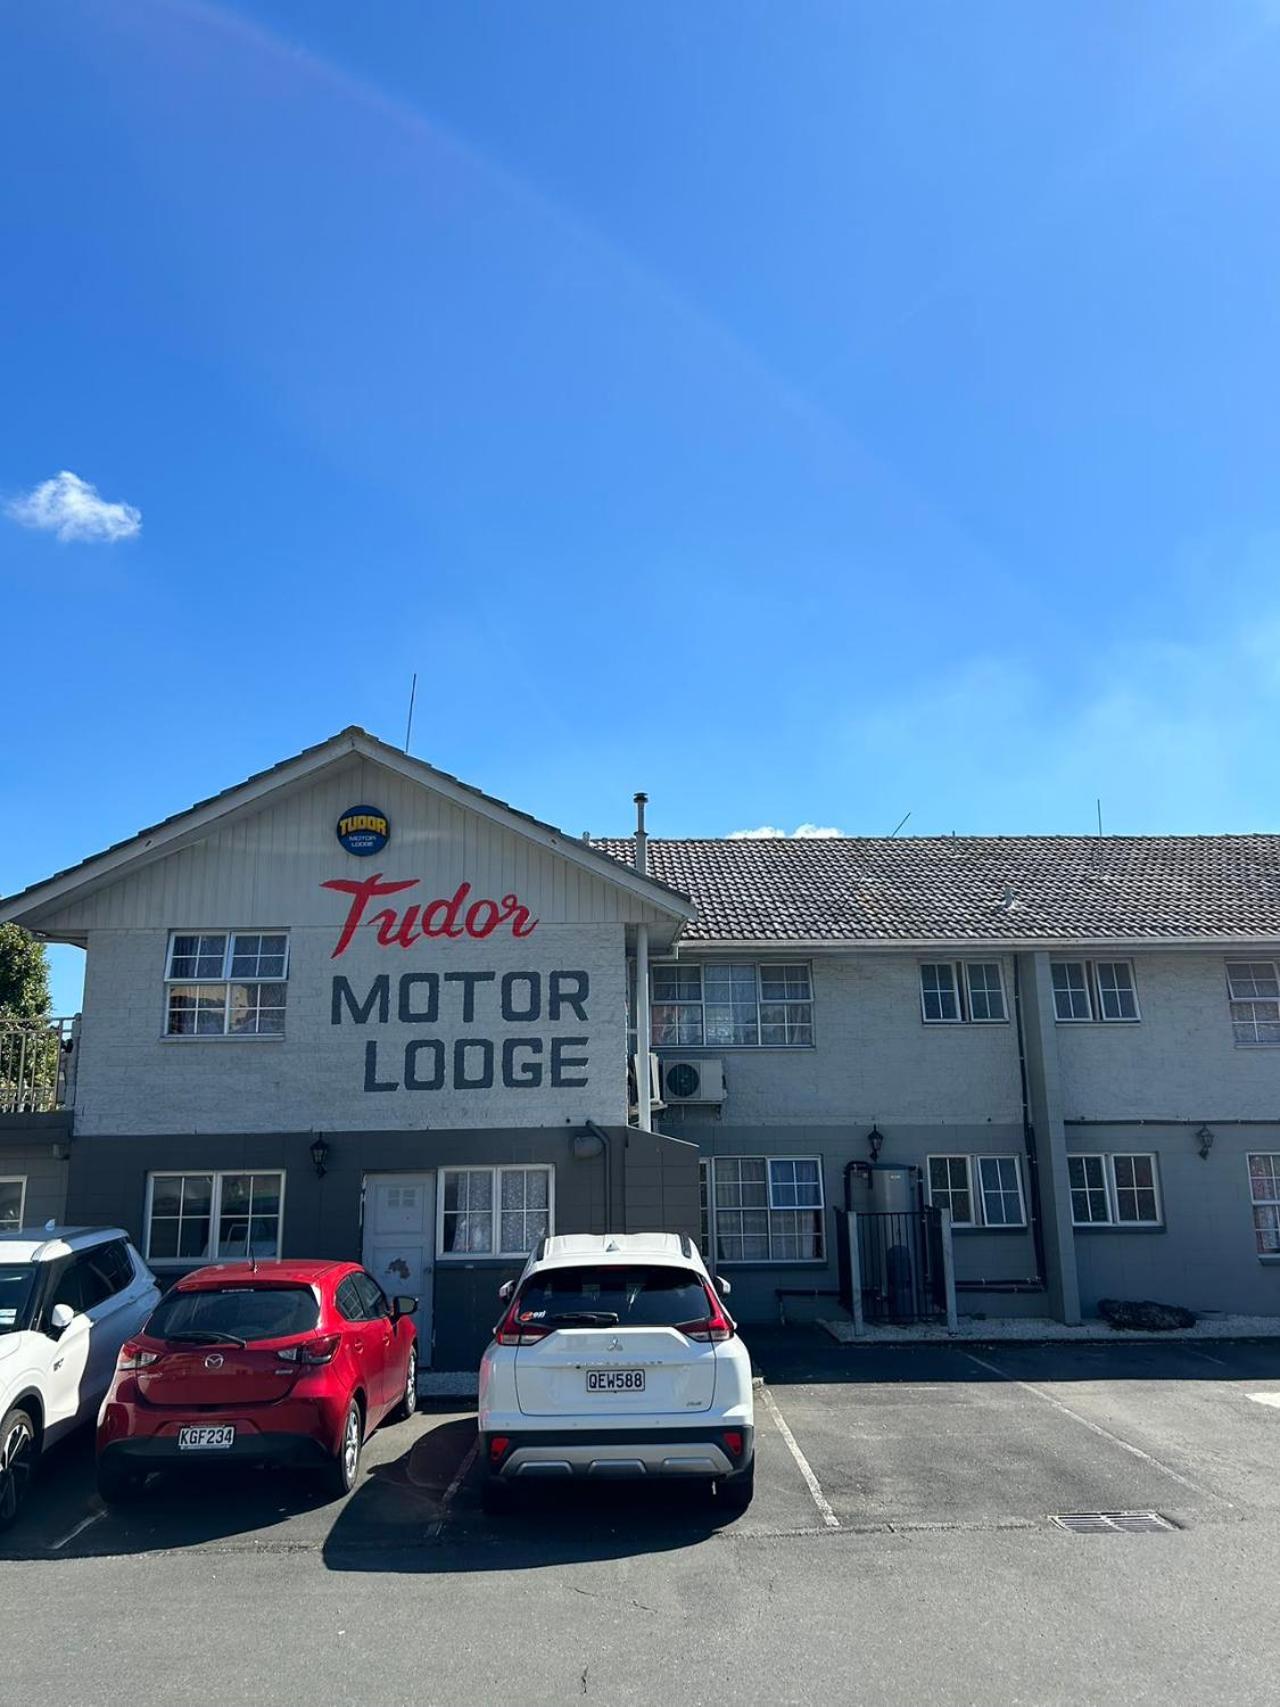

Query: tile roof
592 835 1280 944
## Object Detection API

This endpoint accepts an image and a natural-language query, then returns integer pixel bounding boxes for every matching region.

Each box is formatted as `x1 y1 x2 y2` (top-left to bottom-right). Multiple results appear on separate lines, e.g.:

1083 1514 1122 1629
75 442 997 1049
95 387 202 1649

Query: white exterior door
362 1173 436 1368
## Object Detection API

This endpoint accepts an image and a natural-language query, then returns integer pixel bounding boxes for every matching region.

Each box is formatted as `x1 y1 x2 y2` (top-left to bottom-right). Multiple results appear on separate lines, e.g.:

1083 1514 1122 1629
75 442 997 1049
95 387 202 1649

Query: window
927 1156 974 1225
1052 960 1142 1024
652 963 813 1047
919 963 1007 1024
1067 1154 1161 1227
438 1165 553 1259
977 1157 1026 1226
164 931 289 1037
927 1155 1027 1227
1227 962 1280 1048
145 1171 285 1262
81 1240 134 1305
1095 962 1140 1022
703 1156 824 1262
0 1179 25 1230
1248 1155 1280 1256
1052 961 1092 1021
920 964 960 1023
352 1271 390 1318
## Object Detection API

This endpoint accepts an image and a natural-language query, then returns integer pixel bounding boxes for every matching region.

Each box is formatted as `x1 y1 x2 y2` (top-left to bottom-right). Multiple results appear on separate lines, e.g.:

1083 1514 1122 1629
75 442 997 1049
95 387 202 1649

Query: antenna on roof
1096 798 1104 838
404 672 418 753
888 810 912 838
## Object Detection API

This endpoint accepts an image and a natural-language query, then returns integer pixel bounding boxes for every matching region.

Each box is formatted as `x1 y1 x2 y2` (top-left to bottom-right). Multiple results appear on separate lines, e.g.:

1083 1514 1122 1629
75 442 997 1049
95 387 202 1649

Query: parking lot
4 1329 1280 1704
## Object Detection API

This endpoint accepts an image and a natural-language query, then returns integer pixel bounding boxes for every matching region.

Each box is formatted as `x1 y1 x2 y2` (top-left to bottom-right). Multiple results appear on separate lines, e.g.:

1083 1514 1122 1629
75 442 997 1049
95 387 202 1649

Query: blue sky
3 0 1280 1013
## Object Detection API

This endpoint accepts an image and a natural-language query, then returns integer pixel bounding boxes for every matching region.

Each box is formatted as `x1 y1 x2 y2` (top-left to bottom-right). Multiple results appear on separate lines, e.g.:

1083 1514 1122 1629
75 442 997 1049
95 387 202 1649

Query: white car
478 1232 754 1514
0 1225 160 1529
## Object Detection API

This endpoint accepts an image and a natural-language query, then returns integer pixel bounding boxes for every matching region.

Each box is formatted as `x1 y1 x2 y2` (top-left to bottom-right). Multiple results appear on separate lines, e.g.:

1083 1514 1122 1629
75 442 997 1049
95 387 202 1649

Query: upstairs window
652 963 813 1047
1051 960 1140 1024
919 963 1007 1024
164 932 289 1037
1226 962 1280 1048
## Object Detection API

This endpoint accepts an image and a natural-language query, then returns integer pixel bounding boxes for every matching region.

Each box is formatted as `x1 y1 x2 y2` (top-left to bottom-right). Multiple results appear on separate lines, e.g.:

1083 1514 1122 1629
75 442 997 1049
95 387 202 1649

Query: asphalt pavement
3 1330 1280 1705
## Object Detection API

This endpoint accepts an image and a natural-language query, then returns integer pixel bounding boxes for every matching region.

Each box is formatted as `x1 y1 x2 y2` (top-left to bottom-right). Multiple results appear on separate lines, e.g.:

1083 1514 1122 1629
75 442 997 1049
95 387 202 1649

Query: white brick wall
74 922 628 1135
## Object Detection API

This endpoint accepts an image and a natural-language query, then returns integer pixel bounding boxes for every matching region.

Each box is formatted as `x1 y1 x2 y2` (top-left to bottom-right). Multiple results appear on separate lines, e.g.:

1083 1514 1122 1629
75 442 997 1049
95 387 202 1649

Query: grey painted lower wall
0 1113 72 1227
64 1123 700 1369
1067 1122 1280 1319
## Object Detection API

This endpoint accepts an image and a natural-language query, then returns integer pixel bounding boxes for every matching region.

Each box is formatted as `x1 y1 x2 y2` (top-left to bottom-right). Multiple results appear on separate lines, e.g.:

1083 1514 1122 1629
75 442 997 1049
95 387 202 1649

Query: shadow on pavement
749 1323 1280 1386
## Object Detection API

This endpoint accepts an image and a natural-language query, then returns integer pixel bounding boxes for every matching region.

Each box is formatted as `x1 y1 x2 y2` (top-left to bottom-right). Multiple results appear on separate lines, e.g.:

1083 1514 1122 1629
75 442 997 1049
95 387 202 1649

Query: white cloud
6 470 141 543
729 823 844 839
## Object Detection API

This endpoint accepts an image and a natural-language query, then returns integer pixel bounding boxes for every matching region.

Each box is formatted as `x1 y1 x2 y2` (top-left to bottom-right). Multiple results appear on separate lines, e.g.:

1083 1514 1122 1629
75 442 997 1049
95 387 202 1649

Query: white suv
478 1233 754 1513
0 1225 160 1529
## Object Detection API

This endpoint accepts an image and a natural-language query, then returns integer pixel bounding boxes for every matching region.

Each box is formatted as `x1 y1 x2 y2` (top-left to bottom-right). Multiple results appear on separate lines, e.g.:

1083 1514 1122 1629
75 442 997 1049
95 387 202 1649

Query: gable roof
0 728 694 929
592 834 1280 948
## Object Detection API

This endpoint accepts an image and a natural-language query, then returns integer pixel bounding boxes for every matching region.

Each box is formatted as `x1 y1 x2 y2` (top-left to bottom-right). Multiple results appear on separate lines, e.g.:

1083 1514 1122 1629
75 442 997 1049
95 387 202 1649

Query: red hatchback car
96 1259 418 1503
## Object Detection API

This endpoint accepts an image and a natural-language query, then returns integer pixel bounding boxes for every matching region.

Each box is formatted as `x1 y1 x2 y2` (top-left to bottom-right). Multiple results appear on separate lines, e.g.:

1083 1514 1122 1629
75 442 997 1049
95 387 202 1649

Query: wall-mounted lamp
867 1124 885 1163
1195 1125 1215 1161
310 1135 331 1178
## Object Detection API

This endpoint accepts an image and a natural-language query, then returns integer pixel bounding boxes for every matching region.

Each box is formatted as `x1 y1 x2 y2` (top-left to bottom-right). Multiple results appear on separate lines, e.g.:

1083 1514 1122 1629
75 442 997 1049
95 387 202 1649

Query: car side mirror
497 1279 515 1302
714 1276 732 1297
49 1302 76 1335
391 1295 418 1320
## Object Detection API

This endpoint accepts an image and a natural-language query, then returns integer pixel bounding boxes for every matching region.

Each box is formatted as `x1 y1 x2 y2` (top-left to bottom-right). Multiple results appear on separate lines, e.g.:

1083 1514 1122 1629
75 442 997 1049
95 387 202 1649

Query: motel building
3 726 1280 1368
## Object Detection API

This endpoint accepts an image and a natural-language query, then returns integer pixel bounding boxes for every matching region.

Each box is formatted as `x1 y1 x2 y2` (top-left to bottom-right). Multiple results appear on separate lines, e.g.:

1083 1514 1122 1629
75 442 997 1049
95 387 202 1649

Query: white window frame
143 1170 287 1266
1067 1153 1162 1227
704 1155 825 1264
0 1176 27 1230
436 1164 555 1261
1226 961 1280 1049
650 962 814 1048
1094 960 1141 1023
926 1155 976 1226
919 962 1008 1025
975 1155 1028 1227
1247 1154 1280 1257
163 930 291 1039
925 1155 1026 1228
1051 961 1093 1022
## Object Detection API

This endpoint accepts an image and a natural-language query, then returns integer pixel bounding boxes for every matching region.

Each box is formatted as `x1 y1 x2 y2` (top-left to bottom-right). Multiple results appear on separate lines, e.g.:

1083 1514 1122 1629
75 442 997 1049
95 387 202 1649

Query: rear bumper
99 1432 333 1472
483 1425 755 1483
98 1393 347 1463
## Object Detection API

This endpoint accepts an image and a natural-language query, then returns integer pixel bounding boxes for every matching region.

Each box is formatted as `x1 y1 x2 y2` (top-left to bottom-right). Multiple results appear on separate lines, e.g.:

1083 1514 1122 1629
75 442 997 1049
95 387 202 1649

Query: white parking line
1247 1393 1280 1409
965 1352 1213 1498
49 1509 106 1551
760 1384 840 1530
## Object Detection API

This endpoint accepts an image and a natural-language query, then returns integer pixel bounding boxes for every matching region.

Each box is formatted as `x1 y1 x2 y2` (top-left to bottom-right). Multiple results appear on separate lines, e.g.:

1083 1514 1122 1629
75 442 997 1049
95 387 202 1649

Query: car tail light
676 1283 736 1344
722 1430 744 1457
493 1296 553 1347
117 1341 160 1370
489 1436 510 1463
277 1334 341 1366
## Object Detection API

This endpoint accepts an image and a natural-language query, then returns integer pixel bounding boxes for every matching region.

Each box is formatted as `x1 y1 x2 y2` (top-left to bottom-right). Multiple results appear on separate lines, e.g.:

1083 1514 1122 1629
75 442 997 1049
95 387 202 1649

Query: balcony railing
0 1017 77 1115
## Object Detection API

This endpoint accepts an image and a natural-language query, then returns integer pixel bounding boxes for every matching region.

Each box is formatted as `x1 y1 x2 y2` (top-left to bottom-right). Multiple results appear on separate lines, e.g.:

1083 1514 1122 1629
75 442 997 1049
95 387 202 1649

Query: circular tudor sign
336 805 390 857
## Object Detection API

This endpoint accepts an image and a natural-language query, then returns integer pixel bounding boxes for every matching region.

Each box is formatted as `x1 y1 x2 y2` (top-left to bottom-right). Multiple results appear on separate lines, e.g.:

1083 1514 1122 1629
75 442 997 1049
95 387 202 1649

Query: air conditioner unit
660 1058 726 1105
628 1052 664 1116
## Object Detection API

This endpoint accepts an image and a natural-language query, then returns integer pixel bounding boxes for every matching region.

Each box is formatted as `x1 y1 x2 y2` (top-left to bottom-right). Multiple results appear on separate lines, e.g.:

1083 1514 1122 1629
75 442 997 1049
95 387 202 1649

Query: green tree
0 922 51 1020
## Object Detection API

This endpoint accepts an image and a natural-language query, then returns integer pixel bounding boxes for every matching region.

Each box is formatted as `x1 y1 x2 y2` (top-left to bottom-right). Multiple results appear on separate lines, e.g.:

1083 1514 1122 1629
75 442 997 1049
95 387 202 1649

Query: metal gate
848 1207 949 1325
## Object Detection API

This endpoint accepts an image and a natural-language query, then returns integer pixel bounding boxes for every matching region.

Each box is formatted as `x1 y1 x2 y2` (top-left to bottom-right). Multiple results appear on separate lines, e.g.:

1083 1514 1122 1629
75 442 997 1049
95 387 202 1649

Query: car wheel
0 1407 37 1533
391 1344 418 1423
717 1458 755 1514
322 1399 363 1500
482 1474 514 1516
97 1457 146 1506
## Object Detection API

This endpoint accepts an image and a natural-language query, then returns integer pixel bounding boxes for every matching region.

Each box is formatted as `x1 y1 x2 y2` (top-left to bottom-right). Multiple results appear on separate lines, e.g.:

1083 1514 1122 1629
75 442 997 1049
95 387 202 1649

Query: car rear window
147 1285 319 1343
515 1265 711 1328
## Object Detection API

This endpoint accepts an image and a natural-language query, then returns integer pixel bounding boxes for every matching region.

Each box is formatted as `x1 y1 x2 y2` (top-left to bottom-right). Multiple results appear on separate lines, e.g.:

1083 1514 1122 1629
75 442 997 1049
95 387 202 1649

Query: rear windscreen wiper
543 1311 621 1326
164 1330 248 1347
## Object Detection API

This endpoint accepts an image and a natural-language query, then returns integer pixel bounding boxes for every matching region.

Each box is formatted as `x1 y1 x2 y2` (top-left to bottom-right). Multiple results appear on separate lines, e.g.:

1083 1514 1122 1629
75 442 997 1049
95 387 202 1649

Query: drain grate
1050 1511 1177 1535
